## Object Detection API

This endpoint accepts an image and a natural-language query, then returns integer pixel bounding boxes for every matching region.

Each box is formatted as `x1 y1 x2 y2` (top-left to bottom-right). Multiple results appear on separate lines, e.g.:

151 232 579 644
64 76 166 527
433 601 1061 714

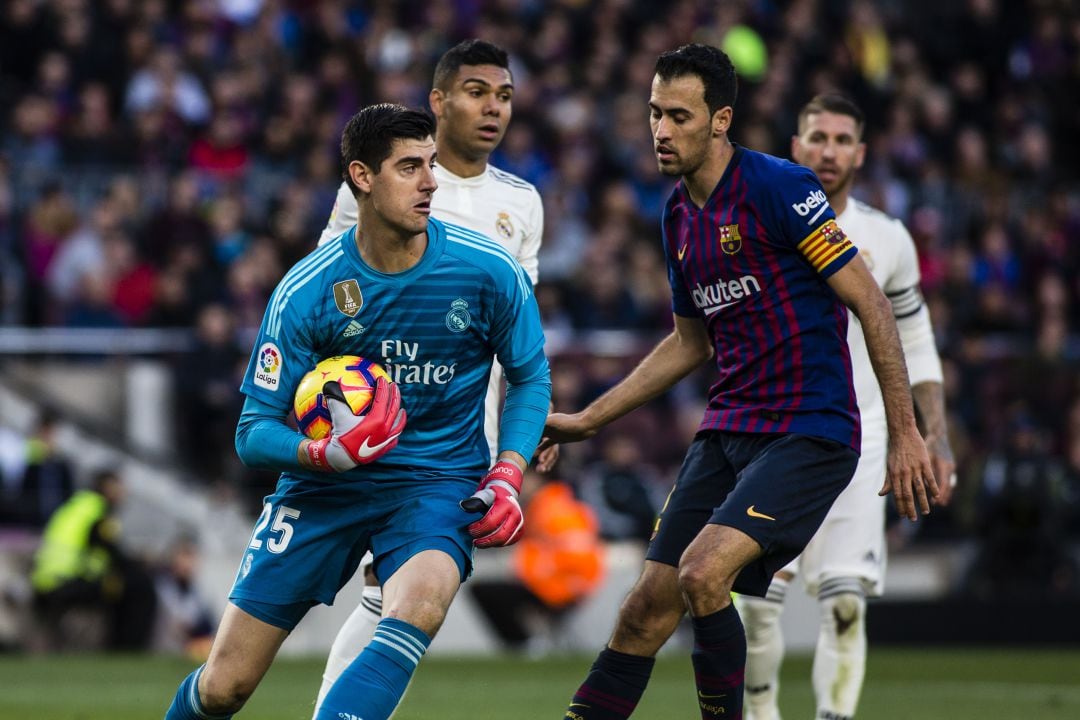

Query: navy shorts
646 431 858 597
229 473 479 630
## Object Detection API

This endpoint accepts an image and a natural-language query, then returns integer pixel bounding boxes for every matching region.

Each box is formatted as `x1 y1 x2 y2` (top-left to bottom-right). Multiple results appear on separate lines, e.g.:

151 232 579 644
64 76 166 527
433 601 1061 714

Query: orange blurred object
512 482 606 609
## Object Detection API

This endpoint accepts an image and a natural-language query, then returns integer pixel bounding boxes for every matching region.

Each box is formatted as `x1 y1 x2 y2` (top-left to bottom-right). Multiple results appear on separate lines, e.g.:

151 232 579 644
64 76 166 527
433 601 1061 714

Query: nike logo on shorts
746 505 776 521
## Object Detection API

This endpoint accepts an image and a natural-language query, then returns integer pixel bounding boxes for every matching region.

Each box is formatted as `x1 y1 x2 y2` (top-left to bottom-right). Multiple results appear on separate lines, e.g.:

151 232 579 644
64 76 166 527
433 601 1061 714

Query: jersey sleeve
317 182 358 247
883 218 922 294
238 284 320 412
488 258 546 371
886 218 943 385
516 188 543 286
767 165 856 279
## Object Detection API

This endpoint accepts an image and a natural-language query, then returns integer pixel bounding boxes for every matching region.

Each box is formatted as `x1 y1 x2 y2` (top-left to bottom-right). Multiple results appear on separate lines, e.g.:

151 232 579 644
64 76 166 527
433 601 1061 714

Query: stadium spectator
29 469 158 651
153 534 215 662
0 409 74 530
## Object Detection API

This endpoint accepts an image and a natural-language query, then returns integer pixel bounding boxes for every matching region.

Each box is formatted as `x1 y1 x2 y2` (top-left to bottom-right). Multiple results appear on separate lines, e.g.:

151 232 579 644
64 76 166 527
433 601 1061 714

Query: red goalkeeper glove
460 460 525 547
305 378 406 472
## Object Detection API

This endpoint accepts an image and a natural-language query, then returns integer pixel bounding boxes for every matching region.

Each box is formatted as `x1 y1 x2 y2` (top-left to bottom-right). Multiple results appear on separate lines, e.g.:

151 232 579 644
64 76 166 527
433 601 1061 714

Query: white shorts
780 425 887 597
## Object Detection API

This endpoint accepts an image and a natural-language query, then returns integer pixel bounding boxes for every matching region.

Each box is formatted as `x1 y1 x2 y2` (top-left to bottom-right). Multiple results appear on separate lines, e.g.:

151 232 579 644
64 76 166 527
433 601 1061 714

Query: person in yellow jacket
31 469 157 650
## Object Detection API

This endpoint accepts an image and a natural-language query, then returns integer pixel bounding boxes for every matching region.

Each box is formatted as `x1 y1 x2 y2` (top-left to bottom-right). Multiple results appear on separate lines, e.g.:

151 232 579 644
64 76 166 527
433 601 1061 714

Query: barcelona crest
719 223 742 255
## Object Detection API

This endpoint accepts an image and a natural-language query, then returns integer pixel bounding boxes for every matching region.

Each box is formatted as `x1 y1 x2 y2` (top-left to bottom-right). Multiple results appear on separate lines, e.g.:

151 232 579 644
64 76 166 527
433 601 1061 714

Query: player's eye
498 93 511 102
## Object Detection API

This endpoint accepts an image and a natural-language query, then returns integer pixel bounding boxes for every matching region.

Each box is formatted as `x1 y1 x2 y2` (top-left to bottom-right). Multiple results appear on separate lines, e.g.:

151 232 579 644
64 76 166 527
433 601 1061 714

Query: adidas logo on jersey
343 320 365 337
691 275 762 316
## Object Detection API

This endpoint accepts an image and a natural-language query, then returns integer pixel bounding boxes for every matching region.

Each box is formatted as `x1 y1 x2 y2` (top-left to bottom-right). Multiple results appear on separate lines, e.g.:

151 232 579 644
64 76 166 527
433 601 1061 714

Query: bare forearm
583 330 710 430
911 381 946 439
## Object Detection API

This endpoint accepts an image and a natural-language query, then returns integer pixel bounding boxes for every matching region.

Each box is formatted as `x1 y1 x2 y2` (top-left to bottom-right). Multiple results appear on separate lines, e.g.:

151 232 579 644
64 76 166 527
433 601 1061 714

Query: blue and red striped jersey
663 146 860 450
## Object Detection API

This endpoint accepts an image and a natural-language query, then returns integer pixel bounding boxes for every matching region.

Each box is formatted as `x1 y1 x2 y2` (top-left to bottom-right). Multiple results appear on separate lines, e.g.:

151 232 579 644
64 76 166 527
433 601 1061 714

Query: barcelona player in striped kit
543 45 938 719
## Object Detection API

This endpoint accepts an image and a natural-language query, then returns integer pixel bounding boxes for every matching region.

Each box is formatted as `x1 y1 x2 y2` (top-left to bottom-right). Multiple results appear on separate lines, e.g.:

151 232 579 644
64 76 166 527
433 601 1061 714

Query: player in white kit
312 40 555 715
739 95 957 720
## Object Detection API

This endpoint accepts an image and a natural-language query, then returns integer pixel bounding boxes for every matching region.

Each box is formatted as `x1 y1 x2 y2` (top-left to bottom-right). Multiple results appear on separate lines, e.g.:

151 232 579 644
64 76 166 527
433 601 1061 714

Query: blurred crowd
1 0 1079 590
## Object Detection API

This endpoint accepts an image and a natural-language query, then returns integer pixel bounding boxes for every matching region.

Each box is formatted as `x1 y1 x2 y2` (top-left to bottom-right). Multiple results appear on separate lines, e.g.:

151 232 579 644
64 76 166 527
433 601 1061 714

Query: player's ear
854 141 867 170
348 160 374 195
713 106 733 137
429 87 444 118
791 135 802 162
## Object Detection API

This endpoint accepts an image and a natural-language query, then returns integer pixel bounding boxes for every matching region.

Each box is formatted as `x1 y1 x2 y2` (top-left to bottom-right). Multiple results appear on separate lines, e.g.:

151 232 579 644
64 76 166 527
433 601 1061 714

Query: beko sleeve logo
791 189 829 223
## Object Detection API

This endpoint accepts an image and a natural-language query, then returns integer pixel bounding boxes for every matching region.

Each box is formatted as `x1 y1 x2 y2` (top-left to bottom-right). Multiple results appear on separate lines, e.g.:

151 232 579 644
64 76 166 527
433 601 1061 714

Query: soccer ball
292 355 392 439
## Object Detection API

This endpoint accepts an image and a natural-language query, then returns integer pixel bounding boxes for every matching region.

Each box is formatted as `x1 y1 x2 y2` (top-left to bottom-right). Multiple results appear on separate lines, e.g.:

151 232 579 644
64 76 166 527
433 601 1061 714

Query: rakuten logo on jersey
692 275 762 315
791 189 828 217
380 339 457 385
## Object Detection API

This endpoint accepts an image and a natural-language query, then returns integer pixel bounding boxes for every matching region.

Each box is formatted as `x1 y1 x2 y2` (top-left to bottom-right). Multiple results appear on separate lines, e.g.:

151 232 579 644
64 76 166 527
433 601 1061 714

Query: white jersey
318 164 544 464
842 199 943 434
789 199 943 597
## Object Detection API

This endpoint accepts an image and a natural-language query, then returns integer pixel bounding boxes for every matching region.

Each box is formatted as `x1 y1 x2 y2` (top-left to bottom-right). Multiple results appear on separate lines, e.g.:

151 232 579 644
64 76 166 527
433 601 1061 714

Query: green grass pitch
0 648 1078 719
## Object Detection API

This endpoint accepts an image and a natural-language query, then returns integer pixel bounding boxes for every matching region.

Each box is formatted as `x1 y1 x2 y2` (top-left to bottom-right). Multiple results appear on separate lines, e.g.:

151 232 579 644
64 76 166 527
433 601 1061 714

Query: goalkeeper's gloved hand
305 378 406 472
460 460 524 547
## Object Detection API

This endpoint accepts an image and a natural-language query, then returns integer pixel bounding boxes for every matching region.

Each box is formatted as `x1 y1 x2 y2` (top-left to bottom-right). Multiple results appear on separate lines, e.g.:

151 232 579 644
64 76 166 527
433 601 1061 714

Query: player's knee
198 668 257 714
677 557 730 606
820 591 865 643
385 596 448 637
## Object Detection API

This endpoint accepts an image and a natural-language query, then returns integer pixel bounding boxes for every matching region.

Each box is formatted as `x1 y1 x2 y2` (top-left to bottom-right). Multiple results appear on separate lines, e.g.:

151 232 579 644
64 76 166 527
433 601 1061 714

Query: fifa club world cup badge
333 279 363 316
720 223 742 255
445 298 472 333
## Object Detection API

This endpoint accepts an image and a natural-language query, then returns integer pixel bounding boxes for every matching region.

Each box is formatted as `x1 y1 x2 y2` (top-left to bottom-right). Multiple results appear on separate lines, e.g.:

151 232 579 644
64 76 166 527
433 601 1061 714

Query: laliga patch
254 342 283 390
333 279 363 317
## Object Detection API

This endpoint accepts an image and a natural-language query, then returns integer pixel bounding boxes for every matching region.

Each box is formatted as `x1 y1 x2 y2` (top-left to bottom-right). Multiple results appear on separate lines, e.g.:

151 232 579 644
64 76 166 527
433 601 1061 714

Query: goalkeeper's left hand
461 459 524 547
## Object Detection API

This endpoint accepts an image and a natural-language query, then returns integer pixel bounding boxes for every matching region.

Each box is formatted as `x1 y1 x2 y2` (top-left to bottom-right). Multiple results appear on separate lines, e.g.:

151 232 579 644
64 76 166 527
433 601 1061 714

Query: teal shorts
229 472 480 630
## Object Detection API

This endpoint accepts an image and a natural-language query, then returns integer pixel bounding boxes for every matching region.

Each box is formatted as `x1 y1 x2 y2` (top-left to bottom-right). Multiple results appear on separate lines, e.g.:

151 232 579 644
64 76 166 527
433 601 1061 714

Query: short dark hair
340 103 436 195
432 39 510 91
798 94 865 137
655 43 738 115
91 469 120 493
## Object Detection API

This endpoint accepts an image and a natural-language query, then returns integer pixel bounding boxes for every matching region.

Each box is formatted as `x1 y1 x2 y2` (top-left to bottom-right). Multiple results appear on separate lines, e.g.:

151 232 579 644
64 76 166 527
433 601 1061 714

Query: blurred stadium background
1 0 1079 717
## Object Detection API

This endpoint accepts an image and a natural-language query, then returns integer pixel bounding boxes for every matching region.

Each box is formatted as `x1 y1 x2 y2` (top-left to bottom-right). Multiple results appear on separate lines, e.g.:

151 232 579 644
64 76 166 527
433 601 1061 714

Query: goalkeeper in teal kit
164 103 551 720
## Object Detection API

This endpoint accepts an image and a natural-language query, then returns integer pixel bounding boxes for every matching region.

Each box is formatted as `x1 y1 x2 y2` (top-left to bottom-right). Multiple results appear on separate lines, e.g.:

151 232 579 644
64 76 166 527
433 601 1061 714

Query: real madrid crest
445 298 472 333
719 223 742 255
495 212 514 240
333 279 363 317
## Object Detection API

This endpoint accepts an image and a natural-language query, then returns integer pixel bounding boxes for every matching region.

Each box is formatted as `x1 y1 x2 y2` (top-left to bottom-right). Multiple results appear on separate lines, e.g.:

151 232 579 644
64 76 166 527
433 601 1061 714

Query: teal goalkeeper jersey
239 218 547 477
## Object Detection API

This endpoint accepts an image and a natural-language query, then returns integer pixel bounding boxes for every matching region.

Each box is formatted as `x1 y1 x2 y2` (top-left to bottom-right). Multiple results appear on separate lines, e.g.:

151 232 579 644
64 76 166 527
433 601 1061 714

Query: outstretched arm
540 313 713 448
827 254 937 520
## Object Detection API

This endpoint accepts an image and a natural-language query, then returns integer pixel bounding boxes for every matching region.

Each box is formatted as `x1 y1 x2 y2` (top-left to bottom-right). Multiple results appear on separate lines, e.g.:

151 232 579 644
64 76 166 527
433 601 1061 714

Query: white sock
313 584 383 718
739 578 788 720
813 583 866 720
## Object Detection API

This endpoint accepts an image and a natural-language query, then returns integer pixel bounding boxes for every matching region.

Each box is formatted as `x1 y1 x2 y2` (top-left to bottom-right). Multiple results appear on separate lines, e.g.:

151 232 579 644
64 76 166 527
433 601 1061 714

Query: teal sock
165 666 232 720
315 617 431 720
